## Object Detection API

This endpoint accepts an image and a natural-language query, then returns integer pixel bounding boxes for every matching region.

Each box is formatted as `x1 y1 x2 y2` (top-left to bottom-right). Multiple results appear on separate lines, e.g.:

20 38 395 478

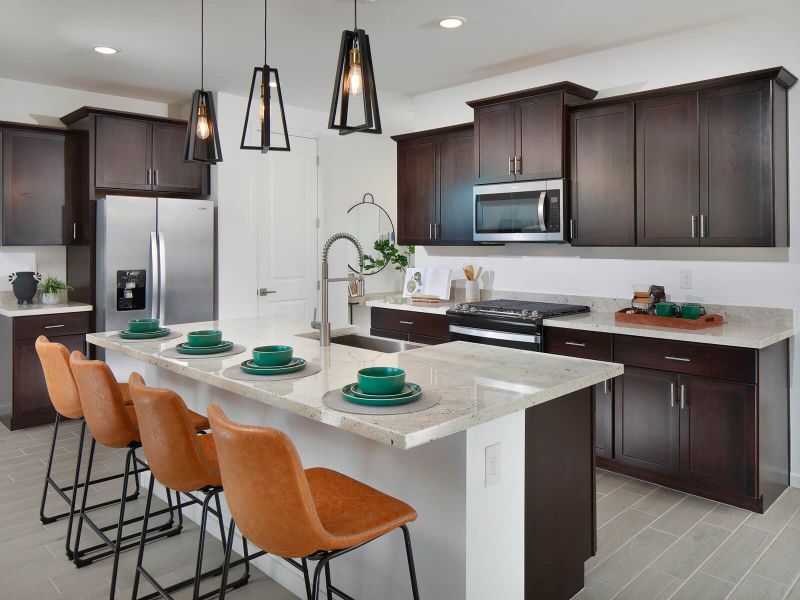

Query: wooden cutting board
614 309 724 330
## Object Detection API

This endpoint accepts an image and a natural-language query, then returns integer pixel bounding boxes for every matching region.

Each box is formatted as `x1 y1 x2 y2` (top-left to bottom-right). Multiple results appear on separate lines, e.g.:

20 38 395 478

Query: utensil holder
465 280 480 303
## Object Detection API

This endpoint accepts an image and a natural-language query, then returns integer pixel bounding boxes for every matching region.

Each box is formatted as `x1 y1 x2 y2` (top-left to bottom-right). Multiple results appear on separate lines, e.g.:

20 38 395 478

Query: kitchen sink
330 334 421 353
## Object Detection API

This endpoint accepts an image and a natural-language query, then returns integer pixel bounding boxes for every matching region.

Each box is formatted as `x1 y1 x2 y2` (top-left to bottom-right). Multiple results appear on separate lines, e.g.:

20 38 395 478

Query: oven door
449 324 541 351
473 180 565 242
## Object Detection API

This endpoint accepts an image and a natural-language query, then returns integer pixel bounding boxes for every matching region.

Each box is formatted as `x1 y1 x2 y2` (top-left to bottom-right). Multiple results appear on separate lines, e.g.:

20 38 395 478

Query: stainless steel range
446 299 590 351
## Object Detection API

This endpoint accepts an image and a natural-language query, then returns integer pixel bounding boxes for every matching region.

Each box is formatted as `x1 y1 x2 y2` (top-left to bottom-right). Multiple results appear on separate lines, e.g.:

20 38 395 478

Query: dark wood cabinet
393 124 474 246
152 122 205 194
95 115 152 191
0 312 89 430
516 93 564 180
569 103 636 246
636 93 700 246
473 103 516 184
0 128 68 245
370 308 449 344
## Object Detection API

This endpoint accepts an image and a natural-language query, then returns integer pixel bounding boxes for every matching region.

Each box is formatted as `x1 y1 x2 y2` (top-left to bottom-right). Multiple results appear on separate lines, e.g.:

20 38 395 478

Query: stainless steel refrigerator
96 195 214 332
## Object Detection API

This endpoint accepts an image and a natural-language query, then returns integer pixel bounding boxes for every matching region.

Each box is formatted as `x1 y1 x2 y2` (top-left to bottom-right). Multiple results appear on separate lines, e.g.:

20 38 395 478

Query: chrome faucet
314 233 365 346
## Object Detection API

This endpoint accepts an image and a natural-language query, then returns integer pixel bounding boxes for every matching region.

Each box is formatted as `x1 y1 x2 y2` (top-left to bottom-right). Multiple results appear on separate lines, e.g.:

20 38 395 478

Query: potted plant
38 275 71 305
362 240 414 274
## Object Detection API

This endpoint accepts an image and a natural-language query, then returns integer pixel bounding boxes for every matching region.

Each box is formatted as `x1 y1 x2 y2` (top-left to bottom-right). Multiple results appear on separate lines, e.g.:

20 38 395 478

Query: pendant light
328 0 382 135
184 0 223 164
241 0 290 152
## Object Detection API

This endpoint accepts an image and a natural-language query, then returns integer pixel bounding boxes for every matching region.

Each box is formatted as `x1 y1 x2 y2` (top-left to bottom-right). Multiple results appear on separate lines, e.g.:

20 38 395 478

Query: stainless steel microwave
473 179 567 243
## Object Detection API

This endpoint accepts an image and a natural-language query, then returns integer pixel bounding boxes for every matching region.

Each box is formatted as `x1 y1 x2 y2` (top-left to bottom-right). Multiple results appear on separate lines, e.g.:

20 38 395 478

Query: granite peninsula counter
89 316 622 600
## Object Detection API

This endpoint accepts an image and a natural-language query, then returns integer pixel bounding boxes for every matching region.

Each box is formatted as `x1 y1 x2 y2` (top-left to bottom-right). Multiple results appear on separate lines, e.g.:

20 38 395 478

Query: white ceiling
0 0 793 111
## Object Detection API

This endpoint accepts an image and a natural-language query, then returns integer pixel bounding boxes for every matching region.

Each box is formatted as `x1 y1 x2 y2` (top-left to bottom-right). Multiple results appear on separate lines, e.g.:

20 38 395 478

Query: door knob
258 288 277 296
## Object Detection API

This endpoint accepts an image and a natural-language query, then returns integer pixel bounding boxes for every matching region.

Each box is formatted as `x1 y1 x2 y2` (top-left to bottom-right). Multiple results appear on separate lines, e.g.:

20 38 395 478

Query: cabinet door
13 333 85 430
679 375 756 496
516 93 563 180
570 103 636 246
636 93 700 246
1 130 66 245
152 123 205 194
397 136 436 245
95 116 152 191
595 380 614 460
474 103 516 184
700 81 773 246
615 367 679 474
435 129 474 244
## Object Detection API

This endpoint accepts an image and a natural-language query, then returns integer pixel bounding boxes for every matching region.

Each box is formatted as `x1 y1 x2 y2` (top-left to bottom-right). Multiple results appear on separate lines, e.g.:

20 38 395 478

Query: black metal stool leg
71 436 97 562
311 557 334 600
108 447 135 600
401 525 421 600
131 476 156 600
218 518 237 600
64 419 87 558
302 559 313 600
190 492 214 600
324 562 334 600
38 413 62 524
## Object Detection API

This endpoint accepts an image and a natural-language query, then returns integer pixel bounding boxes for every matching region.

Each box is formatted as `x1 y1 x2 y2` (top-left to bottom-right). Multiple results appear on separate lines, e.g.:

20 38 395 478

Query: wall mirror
346 193 395 275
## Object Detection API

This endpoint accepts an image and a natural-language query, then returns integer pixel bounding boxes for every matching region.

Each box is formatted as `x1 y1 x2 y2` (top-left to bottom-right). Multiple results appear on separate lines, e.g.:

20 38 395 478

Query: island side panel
525 387 594 600
146 363 469 600
465 410 526 600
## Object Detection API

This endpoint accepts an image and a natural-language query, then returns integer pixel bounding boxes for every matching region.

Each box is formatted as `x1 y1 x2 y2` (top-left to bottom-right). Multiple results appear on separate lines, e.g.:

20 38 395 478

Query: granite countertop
87 317 622 449
0 294 93 318
366 295 459 315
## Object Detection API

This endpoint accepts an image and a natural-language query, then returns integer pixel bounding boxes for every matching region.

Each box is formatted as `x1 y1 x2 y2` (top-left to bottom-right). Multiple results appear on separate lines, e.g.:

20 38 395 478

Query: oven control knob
521 310 532 318
469 306 478 313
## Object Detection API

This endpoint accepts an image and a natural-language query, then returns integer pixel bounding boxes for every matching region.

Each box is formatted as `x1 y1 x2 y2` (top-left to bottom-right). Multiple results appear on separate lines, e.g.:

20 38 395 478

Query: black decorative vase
9 272 41 305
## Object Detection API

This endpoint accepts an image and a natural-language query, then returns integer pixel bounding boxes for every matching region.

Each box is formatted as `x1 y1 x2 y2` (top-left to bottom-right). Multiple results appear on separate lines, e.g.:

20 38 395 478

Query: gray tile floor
3 419 800 599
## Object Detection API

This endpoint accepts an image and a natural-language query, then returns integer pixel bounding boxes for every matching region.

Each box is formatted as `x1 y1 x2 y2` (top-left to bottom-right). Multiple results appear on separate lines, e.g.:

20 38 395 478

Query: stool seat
195 434 222 488
124 403 210 436
119 383 133 405
306 467 417 551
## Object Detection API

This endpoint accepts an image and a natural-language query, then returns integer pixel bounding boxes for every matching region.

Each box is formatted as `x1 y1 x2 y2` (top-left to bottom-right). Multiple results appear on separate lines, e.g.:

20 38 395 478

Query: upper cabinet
568 67 795 247
468 83 598 184
61 107 209 198
393 124 475 246
0 126 72 246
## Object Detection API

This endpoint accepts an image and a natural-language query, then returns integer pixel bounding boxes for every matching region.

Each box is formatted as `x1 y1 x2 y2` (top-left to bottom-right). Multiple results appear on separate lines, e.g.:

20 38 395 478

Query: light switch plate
680 269 692 290
485 442 501 487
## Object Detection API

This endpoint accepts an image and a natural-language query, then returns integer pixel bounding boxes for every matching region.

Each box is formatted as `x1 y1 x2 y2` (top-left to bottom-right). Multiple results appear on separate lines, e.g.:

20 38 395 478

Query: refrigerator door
96 196 158 332
157 198 214 325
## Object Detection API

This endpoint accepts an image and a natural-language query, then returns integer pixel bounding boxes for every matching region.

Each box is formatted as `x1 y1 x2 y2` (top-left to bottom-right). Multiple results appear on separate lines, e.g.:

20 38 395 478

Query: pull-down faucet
314 233 365 346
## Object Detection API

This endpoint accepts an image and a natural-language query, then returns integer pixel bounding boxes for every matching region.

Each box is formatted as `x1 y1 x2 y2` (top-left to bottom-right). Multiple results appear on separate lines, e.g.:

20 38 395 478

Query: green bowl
187 330 223 347
357 367 406 395
252 345 293 367
128 318 160 333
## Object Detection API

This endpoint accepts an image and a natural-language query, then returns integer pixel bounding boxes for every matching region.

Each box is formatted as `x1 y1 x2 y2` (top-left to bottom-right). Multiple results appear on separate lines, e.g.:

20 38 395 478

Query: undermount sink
330 334 421 353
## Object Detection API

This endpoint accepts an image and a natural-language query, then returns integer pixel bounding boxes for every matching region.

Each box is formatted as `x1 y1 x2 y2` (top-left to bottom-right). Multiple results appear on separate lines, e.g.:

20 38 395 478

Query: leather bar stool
69 351 210 600
128 373 262 600
35 335 139 559
208 404 421 600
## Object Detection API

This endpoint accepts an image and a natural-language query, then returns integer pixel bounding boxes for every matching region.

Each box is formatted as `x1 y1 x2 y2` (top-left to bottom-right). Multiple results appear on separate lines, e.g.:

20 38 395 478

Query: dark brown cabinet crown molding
466 81 597 108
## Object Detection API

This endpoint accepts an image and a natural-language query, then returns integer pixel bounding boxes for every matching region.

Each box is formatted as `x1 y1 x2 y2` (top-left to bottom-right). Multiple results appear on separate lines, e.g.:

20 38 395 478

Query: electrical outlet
680 269 692 290
485 442 501 487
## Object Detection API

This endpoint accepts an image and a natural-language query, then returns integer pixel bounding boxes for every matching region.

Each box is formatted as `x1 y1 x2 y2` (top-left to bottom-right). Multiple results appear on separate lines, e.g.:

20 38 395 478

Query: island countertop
87 317 622 449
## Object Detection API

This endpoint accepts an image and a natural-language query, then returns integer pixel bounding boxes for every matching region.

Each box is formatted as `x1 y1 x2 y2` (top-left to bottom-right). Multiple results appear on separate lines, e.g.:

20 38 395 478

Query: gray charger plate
160 343 247 359
107 330 183 343
322 388 440 415
222 361 322 382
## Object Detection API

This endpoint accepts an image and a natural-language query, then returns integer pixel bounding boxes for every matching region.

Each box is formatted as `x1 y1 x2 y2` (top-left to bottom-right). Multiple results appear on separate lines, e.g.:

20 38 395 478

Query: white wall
0 77 168 291
410 5 800 485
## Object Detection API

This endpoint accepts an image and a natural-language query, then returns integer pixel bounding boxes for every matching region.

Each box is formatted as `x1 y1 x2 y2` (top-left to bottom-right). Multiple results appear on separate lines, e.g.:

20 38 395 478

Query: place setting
223 345 322 381
160 329 247 359
322 367 440 415
108 318 183 343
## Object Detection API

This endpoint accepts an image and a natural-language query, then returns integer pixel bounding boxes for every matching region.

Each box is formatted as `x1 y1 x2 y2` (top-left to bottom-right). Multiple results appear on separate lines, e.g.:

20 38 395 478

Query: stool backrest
34 336 83 419
128 372 219 493
208 404 329 558
69 351 138 448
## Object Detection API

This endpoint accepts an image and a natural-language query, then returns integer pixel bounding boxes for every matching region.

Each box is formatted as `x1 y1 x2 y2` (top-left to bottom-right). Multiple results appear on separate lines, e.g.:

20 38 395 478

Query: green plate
341 383 422 406
240 358 306 375
176 341 234 355
348 383 417 399
119 328 171 340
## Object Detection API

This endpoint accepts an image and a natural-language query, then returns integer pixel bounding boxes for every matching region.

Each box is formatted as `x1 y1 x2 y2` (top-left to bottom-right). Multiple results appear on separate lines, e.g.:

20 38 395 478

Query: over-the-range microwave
473 179 568 243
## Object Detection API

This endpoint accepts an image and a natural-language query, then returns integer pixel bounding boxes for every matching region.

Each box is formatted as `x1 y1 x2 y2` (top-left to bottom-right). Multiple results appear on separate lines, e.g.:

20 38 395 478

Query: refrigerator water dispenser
116 270 146 311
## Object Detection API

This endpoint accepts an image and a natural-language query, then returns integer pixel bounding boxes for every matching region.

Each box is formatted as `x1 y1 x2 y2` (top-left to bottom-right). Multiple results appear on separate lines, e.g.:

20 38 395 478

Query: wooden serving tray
614 309 724 330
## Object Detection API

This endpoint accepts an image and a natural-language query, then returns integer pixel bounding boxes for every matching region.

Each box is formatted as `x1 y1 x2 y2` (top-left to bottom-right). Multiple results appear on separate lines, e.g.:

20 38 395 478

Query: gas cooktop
448 299 590 322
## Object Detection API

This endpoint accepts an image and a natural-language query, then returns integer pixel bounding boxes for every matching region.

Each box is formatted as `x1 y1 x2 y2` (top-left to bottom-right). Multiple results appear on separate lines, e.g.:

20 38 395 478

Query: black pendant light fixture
328 0 382 135
184 0 223 164
241 0 290 152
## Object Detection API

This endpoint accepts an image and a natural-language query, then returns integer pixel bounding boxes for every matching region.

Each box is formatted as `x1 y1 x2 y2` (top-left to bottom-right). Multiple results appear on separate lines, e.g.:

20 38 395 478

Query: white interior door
256 136 319 321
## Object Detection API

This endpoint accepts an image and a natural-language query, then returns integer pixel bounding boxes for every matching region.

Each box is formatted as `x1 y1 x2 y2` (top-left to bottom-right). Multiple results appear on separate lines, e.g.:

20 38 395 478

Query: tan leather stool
208 404 421 600
128 373 262 600
69 351 210 600
35 335 138 559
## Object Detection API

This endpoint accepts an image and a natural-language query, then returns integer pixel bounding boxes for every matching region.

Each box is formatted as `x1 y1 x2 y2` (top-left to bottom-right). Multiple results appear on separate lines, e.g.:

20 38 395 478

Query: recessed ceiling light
93 46 119 55
438 16 466 29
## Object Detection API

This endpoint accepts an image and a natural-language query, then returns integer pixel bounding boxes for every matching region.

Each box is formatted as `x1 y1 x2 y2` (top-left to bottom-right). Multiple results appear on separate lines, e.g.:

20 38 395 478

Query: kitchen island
89 316 622 600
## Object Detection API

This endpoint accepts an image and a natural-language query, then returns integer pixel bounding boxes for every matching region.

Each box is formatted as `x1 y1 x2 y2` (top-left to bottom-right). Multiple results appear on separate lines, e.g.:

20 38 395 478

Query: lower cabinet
0 312 89 430
370 308 450 345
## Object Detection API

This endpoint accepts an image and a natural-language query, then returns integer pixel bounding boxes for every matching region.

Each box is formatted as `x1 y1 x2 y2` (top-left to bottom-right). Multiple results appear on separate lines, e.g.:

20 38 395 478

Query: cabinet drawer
13 311 90 340
614 335 756 384
370 307 450 340
545 328 613 361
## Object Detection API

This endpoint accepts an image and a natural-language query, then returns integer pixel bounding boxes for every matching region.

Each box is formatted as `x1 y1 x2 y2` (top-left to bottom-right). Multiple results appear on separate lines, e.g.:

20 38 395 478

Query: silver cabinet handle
399 320 415 325
691 215 697 238
665 356 691 362
700 215 707 238
436 223 441 239
44 324 65 329
570 218 576 239
146 168 151 186
670 382 675 407
515 156 522 175
73 222 77 241
604 379 611 394
154 169 159 186
565 341 587 347
429 222 433 239
680 384 686 410
508 156 514 175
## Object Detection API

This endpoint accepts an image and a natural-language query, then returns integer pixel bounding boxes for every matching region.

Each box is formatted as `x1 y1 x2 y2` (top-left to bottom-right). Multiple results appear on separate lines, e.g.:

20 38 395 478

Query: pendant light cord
200 0 205 90
354 0 358 30
264 0 267 65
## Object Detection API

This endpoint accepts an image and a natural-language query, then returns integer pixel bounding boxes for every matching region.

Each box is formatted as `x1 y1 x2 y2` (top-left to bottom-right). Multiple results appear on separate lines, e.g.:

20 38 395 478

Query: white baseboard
791 472 800 489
